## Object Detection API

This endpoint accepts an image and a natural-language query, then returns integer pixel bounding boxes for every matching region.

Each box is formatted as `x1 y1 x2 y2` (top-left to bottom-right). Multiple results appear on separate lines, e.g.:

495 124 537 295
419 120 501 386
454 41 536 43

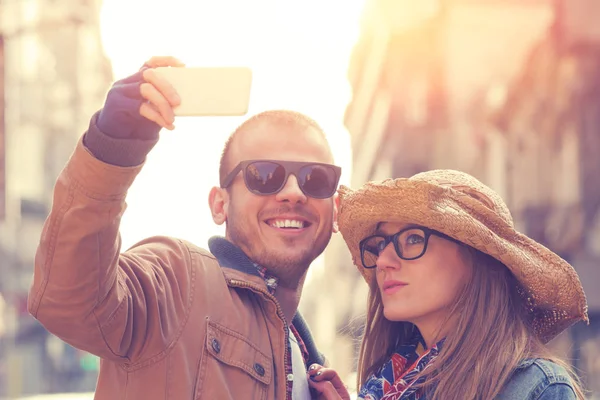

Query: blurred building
0 0 111 395
301 0 600 395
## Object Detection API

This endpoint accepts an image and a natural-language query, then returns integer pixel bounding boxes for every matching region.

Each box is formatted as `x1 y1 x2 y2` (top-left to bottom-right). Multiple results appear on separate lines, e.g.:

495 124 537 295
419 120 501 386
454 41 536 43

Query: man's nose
275 175 308 204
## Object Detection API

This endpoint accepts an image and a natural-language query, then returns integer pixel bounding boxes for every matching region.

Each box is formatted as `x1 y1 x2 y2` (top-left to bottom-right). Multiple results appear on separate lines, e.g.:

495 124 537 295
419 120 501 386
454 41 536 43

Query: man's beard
226 204 332 288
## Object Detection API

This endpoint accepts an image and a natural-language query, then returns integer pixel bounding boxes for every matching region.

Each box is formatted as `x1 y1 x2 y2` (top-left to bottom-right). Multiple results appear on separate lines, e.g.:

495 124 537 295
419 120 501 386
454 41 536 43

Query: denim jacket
496 358 576 399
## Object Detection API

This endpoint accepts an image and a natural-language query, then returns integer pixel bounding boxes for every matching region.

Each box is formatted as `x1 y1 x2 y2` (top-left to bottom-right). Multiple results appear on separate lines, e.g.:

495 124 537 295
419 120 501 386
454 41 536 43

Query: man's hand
138 56 184 130
97 56 185 139
307 364 352 400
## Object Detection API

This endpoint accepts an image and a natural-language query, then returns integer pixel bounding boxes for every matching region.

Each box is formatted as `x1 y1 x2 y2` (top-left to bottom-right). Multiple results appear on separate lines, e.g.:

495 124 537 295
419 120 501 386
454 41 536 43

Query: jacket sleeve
536 383 577 400
27 128 194 364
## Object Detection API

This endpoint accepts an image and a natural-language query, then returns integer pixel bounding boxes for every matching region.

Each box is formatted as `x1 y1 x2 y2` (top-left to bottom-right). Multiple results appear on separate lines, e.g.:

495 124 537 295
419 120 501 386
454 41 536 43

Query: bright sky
99 1 364 272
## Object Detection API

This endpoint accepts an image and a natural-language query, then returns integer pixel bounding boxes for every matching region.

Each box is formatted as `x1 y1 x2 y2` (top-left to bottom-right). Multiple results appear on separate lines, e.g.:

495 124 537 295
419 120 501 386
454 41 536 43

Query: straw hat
337 169 588 343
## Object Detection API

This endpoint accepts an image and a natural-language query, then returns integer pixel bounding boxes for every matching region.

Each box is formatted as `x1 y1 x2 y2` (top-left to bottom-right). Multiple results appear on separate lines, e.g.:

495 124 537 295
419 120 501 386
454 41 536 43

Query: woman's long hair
356 248 586 399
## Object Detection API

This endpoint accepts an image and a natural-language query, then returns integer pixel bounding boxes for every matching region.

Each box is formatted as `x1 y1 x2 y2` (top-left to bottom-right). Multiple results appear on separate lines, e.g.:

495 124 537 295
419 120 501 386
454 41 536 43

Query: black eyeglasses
220 159 342 199
359 227 460 269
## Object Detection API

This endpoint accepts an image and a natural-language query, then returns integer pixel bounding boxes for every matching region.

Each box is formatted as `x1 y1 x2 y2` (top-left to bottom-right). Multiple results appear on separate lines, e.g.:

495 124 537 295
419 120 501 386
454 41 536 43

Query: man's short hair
218 110 330 186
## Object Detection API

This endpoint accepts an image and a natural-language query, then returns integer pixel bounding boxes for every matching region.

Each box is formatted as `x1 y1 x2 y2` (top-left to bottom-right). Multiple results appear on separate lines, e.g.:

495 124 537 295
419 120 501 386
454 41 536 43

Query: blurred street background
1 0 600 398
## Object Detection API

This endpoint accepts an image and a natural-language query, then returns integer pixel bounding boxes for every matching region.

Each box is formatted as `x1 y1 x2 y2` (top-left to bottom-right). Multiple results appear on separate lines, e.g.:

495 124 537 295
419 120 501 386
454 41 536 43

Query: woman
308 170 588 400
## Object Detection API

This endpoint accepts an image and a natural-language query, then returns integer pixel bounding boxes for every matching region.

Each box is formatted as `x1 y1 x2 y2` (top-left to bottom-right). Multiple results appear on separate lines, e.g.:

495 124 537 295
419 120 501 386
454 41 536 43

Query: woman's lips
382 280 408 295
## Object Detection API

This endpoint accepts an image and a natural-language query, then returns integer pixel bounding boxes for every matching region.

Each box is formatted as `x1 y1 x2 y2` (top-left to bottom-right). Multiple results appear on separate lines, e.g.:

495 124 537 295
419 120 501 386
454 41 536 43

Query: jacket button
211 338 221 354
254 363 265 377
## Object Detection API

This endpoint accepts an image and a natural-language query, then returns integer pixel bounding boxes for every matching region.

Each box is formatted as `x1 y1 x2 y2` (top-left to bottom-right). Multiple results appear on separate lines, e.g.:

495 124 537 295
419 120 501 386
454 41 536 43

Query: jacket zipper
228 279 292 400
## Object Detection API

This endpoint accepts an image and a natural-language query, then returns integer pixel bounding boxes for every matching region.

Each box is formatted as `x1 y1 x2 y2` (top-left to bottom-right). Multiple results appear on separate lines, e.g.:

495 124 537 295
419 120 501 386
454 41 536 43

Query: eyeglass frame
220 159 342 199
359 226 462 269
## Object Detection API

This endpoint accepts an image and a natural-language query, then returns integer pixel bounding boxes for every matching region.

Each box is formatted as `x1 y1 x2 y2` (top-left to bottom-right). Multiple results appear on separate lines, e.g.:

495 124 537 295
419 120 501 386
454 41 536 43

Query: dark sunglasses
359 226 461 269
220 159 342 199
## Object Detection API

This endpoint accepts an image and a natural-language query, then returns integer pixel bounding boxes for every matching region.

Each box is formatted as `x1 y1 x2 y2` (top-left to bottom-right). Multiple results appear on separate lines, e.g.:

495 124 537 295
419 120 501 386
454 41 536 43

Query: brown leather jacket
27 138 324 399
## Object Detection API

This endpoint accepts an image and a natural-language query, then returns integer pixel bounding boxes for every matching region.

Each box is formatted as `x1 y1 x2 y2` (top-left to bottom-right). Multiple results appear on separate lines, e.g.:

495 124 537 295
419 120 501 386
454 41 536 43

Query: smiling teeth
272 219 305 229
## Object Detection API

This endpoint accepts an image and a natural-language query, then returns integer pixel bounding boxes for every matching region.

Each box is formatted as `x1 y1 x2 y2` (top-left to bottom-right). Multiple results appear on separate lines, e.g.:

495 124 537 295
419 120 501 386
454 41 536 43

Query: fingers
139 101 174 131
308 364 351 400
104 56 185 131
308 364 340 382
308 380 343 400
308 363 324 376
142 56 185 69
142 68 180 107
139 67 181 130
135 56 184 129
139 80 176 128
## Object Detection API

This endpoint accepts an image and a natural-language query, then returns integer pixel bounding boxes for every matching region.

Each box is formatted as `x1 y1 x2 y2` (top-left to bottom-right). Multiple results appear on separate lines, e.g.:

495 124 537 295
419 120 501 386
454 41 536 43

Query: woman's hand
307 364 352 400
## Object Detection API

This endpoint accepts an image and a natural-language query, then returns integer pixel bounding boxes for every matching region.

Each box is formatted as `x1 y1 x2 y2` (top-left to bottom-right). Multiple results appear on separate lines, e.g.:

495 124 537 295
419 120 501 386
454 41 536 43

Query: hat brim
337 179 588 343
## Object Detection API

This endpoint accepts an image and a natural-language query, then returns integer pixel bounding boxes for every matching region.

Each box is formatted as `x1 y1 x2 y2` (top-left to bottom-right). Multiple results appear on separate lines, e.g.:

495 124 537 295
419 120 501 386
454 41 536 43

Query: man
28 56 341 399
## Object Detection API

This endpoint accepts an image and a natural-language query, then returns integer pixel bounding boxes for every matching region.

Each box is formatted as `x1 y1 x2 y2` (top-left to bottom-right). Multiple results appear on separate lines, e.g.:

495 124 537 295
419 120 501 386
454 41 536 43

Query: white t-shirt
290 329 311 400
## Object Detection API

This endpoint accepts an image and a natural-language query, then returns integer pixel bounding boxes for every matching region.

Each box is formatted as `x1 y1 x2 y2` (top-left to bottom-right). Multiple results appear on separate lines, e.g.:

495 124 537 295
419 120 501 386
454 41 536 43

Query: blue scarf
358 336 444 400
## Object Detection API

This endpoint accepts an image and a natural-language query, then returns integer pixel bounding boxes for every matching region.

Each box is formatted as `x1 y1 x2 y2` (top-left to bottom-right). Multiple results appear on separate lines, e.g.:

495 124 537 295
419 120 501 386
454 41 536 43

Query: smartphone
153 67 252 116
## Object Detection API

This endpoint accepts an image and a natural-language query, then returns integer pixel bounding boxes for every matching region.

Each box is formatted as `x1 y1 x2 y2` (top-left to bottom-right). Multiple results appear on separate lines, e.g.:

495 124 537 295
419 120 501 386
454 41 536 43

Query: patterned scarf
358 336 445 400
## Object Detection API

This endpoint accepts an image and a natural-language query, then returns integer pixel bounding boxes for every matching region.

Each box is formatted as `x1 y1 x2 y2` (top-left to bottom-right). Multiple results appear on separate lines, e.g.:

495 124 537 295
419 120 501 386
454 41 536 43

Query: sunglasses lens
297 165 338 198
245 161 286 194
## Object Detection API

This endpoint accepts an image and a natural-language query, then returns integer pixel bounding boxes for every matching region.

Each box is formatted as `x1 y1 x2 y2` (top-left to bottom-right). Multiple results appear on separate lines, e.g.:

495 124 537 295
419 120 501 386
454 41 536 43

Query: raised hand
97 56 184 139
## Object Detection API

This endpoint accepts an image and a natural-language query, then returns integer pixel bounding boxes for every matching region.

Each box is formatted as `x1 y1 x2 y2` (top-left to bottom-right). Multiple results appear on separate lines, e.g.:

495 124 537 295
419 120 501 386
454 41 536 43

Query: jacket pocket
195 319 272 399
